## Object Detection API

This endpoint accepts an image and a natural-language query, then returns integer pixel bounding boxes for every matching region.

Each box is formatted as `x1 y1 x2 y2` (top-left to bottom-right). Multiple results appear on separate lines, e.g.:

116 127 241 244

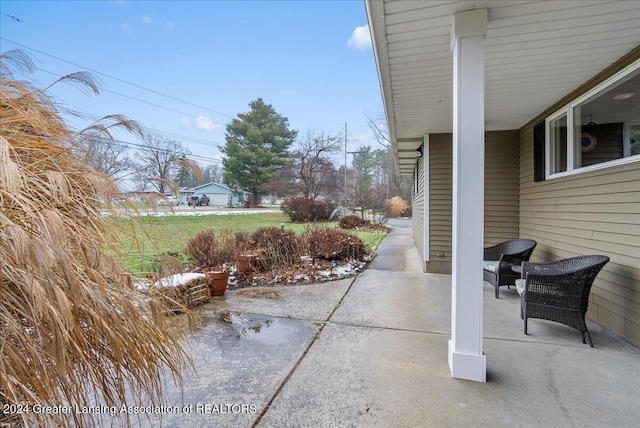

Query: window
545 61 640 179
547 112 568 175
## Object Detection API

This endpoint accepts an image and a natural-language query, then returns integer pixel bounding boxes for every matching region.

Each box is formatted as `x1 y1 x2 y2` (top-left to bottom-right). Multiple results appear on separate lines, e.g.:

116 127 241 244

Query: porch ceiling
366 0 640 175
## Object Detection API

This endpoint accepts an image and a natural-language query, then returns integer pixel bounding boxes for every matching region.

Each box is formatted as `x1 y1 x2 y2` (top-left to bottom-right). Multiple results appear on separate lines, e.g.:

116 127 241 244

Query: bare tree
366 111 413 203
72 115 146 178
133 133 195 194
74 135 132 177
292 130 342 199
132 169 151 192
366 111 391 149
200 163 223 185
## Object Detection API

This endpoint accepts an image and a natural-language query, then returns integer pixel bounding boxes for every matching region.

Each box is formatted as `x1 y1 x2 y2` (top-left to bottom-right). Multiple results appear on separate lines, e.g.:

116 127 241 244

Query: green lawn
111 212 387 277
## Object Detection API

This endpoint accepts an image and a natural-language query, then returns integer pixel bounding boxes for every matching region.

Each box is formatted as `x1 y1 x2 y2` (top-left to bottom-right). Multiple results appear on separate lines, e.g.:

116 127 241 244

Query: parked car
188 193 210 206
157 195 180 206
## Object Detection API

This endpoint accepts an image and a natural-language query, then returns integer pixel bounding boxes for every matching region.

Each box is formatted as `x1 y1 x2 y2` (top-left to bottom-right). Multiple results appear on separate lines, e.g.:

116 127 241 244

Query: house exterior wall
518 49 640 346
425 133 453 273
485 131 520 245
183 182 247 206
421 131 520 273
412 156 425 266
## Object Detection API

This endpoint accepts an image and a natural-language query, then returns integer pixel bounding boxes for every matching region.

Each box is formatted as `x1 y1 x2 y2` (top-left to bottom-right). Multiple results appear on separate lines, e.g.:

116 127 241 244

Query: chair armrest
521 261 562 277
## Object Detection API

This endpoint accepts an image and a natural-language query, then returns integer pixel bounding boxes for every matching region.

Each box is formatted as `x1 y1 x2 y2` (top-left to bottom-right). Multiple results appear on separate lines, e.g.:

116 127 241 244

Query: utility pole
347 150 365 192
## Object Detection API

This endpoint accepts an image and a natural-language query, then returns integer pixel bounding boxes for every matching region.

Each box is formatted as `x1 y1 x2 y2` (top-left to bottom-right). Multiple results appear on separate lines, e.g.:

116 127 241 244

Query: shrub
339 215 367 230
388 196 408 218
251 227 307 269
184 229 239 269
306 228 367 261
281 197 338 222
233 231 253 253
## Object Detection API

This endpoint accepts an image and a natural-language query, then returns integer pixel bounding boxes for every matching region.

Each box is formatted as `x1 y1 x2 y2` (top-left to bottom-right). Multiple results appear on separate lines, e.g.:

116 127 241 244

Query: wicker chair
483 239 537 298
515 255 609 347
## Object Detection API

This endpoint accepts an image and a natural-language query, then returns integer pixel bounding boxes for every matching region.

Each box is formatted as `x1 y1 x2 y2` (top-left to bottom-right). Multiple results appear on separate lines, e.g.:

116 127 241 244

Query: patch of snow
134 280 152 292
104 209 281 218
153 272 206 288
317 261 366 279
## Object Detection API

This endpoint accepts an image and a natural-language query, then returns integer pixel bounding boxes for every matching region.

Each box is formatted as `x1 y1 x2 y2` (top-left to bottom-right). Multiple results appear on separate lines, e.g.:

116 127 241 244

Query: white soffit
366 0 640 175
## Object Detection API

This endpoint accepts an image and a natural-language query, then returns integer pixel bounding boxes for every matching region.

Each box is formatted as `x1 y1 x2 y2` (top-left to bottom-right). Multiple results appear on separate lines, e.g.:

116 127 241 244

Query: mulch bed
228 256 370 289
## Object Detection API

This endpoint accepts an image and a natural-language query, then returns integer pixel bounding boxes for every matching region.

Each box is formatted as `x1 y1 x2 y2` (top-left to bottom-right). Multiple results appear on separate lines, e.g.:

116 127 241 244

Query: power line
27 68 228 152
69 107 226 152
147 127 224 148
35 67 227 127
1 37 234 118
72 133 224 164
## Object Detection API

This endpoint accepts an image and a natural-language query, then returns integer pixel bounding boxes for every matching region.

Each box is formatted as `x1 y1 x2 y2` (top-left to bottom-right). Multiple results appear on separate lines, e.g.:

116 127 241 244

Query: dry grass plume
0 50 190 427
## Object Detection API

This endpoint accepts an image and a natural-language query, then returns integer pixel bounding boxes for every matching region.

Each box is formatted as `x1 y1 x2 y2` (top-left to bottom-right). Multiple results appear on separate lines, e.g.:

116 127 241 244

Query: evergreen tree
174 163 193 188
221 98 297 205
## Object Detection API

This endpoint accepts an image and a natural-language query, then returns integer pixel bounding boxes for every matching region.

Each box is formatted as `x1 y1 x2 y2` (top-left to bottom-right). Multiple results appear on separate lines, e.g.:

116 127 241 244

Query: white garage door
207 193 228 206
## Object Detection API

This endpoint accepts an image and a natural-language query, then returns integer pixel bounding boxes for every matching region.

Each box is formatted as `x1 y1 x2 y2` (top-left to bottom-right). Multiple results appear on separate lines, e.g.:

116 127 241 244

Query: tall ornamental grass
0 50 189 427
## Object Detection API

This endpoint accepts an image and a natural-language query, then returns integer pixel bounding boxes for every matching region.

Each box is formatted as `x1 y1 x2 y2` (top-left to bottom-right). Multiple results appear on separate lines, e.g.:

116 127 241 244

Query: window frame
545 60 640 180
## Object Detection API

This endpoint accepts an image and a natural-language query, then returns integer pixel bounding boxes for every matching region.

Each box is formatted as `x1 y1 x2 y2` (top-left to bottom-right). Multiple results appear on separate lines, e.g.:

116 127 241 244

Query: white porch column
448 8 487 383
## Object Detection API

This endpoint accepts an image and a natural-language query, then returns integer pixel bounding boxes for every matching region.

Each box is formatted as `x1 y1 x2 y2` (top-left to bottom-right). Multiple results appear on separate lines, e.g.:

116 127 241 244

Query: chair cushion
515 279 526 296
483 260 499 274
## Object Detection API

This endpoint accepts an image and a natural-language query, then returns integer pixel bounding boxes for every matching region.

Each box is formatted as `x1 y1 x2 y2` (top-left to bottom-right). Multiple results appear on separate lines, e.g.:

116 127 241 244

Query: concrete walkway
141 219 640 427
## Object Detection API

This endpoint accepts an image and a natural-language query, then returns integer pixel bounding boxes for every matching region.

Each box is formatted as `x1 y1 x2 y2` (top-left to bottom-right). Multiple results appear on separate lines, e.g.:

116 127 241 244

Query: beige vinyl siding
518 48 640 346
519 132 640 345
412 156 425 268
423 132 520 273
485 131 520 245
426 134 453 273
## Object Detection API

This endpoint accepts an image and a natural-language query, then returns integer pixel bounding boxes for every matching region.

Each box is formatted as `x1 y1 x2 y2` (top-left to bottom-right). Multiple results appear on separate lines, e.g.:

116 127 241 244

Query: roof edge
366 0 401 173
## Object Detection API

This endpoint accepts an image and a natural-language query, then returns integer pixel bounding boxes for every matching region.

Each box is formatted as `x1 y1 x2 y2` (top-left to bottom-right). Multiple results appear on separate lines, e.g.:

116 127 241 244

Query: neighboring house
179 182 248 206
366 0 639 381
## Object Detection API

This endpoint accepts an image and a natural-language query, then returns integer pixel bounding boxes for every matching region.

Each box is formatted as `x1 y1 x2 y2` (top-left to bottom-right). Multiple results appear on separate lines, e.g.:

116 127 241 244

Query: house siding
423 131 519 273
485 131 520 245
425 133 452 273
519 128 640 346
518 48 640 346
412 156 425 268
181 182 248 206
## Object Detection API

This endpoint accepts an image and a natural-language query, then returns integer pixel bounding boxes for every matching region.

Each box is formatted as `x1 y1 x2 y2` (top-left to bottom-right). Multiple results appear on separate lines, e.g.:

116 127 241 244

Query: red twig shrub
306 228 366 261
184 230 240 269
339 215 367 230
251 227 307 269
281 197 338 222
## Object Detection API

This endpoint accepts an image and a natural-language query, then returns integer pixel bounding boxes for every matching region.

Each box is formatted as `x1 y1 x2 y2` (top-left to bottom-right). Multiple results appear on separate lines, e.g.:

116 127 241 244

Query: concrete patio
139 219 640 427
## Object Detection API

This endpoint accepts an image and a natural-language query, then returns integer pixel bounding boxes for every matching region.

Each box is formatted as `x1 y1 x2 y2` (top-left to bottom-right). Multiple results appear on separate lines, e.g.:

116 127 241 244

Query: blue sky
1 0 382 168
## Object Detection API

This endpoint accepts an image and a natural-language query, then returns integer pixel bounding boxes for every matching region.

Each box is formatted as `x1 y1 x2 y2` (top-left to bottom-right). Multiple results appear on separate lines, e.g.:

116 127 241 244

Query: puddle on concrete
217 311 304 346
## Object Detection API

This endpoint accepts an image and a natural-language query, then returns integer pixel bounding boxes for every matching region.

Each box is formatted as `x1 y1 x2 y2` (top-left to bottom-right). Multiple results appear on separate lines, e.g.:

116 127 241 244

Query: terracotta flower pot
205 271 229 296
236 253 257 273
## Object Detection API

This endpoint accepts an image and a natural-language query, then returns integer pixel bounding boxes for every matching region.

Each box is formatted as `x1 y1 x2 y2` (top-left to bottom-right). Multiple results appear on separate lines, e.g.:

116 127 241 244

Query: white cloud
347 25 372 50
168 21 175 28
122 22 133 33
194 115 220 132
181 118 190 128
142 16 153 24
113 0 127 7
